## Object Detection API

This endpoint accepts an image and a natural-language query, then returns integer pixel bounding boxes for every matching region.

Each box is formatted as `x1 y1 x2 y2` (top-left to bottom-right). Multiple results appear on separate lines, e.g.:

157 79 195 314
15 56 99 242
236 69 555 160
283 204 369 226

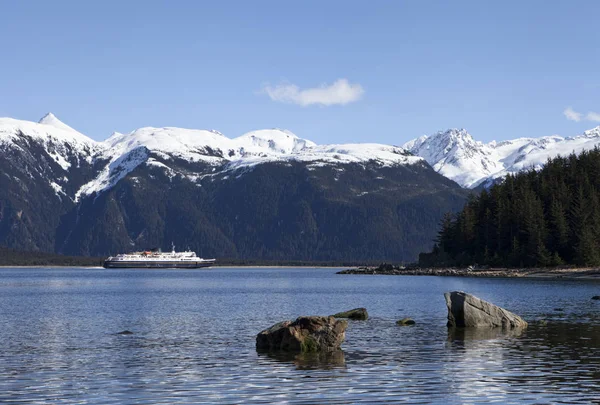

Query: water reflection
447 326 525 342
257 350 346 370
1 268 600 404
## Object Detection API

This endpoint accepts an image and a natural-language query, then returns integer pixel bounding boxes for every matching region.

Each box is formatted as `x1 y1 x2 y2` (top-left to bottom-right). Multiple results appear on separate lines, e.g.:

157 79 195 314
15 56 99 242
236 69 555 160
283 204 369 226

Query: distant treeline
214 258 386 267
0 247 377 268
420 148 600 268
0 245 103 266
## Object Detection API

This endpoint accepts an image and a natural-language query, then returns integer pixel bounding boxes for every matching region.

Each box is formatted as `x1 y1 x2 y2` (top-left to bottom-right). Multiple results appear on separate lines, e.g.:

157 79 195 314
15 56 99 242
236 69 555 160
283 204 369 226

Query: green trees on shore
419 148 600 268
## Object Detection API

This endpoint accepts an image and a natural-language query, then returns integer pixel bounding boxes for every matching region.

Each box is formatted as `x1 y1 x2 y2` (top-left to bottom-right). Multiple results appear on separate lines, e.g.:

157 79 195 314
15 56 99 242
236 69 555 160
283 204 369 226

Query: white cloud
261 78 364 106
563 107 600 123
564 107 582 122
586 111 600 122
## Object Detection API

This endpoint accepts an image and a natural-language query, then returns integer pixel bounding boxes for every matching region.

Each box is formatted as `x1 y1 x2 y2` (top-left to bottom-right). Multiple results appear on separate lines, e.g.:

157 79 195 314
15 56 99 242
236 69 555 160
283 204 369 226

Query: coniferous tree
420 147 600 268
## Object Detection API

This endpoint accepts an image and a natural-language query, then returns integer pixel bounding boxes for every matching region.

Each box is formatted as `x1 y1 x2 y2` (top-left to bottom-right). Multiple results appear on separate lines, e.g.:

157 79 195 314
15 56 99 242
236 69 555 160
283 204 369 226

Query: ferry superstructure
103 247 215 269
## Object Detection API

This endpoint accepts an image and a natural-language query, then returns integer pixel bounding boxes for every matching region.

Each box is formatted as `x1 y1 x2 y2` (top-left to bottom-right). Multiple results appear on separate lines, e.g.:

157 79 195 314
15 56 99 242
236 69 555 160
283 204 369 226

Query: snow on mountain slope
7 114 600 197
0 115 422 199
402 129 500 188
0 115 98 170
75 147 150 201
226 143 422 171
39 112 81 134
234 129 316 155
103 127 236 163
405 126 600 188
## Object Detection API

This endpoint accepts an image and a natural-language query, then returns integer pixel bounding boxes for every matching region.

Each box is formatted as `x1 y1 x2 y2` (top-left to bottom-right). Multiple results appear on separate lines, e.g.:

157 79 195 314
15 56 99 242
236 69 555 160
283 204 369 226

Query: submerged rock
256 316 347 353
332 308 368 320
444 291 527 329
396 318 416 326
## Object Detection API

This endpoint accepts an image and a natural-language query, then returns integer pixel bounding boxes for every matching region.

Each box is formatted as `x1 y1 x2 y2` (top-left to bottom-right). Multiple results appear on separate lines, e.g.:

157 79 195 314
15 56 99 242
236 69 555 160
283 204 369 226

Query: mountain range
403 127 600 188
0 114 465 261
1 113 598 261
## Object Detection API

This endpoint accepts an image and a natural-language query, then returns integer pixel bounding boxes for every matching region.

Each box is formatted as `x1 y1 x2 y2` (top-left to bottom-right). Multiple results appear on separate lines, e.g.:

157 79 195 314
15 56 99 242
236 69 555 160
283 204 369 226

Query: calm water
0 267 599 404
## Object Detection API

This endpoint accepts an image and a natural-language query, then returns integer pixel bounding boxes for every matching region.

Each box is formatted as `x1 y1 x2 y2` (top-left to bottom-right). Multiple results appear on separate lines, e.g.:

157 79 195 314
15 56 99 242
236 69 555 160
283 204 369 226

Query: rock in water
256 316 347 353
332 308 369 320
592 296 600 300
444 291 527 329
396 318 416 326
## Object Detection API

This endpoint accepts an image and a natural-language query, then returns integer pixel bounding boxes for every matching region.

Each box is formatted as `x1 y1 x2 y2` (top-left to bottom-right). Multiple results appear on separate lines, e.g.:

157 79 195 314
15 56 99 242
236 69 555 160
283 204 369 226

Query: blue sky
0 1 598 144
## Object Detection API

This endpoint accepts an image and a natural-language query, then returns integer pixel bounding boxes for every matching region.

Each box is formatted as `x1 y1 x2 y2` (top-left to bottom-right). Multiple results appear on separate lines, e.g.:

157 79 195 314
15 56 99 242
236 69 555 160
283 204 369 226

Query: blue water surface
0 267 598 404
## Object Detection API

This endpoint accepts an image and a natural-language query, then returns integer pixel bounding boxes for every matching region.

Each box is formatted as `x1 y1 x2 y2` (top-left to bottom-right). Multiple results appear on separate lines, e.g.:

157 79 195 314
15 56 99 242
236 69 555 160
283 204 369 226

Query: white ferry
103 246 215 269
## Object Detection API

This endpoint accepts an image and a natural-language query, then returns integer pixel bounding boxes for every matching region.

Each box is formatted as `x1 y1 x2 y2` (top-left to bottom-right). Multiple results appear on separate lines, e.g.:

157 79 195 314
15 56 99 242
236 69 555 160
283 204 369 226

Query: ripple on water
0 267 599 404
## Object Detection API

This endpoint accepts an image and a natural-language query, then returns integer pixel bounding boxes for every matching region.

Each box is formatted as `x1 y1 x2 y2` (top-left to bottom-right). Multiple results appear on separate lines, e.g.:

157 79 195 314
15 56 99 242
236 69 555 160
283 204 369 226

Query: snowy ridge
0 115 422 200
75 125 422 198
234 129 317 155
5 114 600 198
404 126 600 188
75 147 150 202
39 112 81 134
102 127 234 163
226 143 421 171
0 116 99 171
403 129 500 188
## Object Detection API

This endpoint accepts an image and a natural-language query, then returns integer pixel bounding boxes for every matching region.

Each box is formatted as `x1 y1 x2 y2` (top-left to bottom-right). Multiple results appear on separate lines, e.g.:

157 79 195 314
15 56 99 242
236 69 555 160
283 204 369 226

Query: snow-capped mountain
22 113 600 259
404 127 600 188
0 114 100 202
0 114 424 202
1 113 461 261
4 112 599 261
73 120 422 200
402 129 500 189
1 114 98 169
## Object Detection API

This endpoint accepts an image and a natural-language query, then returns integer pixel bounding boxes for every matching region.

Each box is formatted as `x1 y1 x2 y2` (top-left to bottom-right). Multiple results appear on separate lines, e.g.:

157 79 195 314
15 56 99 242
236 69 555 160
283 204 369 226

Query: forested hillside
419 148 600 267
57 160 467 262
0 246 102 266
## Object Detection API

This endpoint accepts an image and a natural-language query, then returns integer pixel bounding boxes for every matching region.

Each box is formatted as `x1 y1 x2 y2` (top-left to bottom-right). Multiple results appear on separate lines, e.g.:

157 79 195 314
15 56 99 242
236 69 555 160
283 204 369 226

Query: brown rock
396 318 416 326
256 316 347 352
332 307 368 320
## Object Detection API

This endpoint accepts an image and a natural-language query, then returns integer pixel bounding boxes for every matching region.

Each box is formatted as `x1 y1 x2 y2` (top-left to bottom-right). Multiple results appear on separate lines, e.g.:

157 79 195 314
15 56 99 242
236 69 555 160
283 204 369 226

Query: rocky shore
337 263 600 279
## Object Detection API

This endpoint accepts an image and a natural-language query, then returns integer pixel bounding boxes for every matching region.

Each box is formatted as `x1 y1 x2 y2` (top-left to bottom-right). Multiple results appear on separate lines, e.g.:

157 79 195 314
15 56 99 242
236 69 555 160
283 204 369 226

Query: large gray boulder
444 291 527 329
256 316 347 353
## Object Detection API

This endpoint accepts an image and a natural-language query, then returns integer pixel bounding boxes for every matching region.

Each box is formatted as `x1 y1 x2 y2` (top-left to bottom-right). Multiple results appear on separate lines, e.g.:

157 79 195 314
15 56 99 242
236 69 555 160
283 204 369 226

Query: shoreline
2 265 599 279
337 266 600 280
0 265 345 269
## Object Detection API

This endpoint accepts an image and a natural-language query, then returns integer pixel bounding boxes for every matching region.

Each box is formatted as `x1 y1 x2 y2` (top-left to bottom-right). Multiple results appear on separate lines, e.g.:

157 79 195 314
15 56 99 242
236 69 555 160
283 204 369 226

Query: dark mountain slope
57 158 468 262
0 131 99 251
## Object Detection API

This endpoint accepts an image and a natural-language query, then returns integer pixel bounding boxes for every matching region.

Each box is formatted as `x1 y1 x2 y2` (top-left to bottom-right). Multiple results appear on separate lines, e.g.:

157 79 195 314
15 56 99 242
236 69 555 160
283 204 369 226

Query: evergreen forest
419 148 600 268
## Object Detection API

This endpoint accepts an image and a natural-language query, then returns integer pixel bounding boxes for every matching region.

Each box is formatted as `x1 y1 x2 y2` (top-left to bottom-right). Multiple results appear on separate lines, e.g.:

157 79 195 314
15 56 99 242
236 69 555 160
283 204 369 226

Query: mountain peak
582 125 600 138
403 128 497 188
433 128 474 143
38 112 77 133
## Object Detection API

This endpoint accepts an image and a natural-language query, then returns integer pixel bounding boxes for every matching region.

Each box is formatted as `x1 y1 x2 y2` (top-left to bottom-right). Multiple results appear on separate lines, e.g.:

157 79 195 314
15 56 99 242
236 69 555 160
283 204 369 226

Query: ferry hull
103 260 214 269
